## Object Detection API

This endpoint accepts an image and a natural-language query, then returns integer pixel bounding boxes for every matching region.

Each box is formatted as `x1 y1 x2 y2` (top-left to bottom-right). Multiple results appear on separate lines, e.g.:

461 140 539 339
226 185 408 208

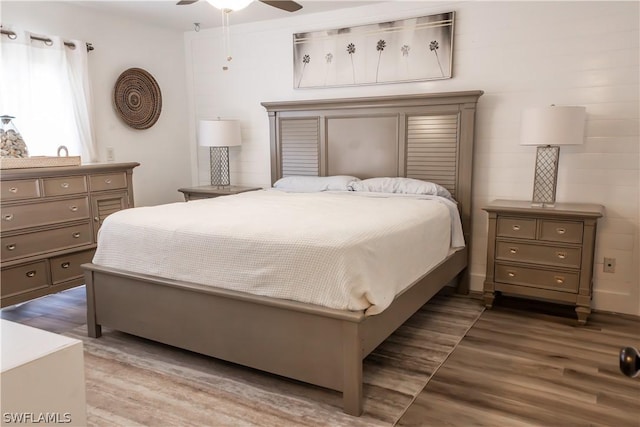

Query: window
0 30 97 162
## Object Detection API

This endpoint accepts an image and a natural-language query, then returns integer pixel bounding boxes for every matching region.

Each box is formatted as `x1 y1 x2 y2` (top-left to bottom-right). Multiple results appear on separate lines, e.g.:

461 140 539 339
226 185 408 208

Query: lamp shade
520 106 586 146
198 120 241 147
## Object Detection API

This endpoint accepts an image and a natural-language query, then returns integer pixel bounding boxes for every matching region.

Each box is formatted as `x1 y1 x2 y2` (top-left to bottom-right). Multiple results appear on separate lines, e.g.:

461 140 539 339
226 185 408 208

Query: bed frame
82 90 483 416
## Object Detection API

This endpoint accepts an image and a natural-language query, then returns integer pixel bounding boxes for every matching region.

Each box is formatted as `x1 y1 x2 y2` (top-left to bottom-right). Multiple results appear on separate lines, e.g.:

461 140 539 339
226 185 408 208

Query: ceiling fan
176 0 303 13
179 0 302 68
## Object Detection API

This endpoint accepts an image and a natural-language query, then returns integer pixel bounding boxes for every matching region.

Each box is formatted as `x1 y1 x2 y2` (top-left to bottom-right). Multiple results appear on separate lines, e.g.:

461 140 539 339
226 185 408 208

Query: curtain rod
1 29 94 52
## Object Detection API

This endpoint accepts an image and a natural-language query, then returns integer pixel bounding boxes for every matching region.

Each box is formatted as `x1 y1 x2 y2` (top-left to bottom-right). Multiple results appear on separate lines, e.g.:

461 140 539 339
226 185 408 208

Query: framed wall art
293 12 454 89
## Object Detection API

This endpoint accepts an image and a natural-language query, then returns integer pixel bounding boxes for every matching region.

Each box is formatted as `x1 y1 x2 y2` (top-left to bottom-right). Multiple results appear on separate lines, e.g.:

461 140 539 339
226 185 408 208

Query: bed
82 90 483 416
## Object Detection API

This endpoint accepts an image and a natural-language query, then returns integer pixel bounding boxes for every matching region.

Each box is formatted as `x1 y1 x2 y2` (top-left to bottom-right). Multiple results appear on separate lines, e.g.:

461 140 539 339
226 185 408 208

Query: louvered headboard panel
280 118 320 177
263 91 483 291
406 114 459 198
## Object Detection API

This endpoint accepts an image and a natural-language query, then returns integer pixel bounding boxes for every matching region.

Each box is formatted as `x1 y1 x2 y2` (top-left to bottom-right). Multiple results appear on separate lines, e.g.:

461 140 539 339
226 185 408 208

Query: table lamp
520 105 586 206
198 119 241 187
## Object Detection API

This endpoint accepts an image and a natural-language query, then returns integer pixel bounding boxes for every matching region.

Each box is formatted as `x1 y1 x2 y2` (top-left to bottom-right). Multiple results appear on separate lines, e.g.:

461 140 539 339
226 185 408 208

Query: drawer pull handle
61 182 70 189
3 213 13 221
61 262 71 269
94 216 99 222
69 205 78 212
72 232 81 238
25 270 37 278
9 187 18 193
507 271 516 277
557 252 567 259
6 244 16 251
512 225 520 231
555 276 565 285
105 179 112 184
556 227 566 235
509 247 518 254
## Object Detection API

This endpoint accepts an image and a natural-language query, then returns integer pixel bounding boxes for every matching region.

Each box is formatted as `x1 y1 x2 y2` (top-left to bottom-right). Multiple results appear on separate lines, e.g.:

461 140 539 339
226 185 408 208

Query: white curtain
0 30 98 162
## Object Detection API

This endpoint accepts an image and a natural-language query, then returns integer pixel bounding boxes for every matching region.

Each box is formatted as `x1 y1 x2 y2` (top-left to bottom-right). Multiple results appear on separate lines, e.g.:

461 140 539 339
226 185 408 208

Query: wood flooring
398 296 640 426
2 286 639 426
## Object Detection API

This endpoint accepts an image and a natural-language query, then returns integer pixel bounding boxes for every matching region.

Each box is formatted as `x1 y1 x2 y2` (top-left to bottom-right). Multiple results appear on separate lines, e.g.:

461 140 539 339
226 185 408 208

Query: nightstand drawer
497 217 536 239
495 263 579 293
185 194 217 201
495 241 582 269
539 220 583 244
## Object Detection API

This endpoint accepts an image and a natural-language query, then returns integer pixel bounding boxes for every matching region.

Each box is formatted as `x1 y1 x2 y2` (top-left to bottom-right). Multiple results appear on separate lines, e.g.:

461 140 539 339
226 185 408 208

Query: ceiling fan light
205 0 254 11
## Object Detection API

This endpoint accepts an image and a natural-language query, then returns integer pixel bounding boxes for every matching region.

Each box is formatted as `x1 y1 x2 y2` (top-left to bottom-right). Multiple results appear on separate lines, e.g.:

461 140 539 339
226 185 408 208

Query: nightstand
483 200 604 325
178 185 261 201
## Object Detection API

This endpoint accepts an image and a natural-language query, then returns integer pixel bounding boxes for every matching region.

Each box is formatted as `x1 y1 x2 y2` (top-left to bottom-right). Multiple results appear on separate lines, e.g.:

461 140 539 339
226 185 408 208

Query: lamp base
209 146 230 187
531 145 559 206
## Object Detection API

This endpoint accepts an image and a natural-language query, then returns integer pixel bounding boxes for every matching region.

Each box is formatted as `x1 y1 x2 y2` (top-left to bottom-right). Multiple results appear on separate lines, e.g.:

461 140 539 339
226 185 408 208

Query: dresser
0 162 139 307
1 320 87 425
483 200 604 324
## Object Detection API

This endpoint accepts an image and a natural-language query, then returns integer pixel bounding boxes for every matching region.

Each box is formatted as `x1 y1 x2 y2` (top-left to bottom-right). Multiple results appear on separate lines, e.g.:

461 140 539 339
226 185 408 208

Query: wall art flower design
401 44 411 78
347 43 356 84
293 12 454 88
375 39 386 82
429 40 444 77
297 54 311 88
324 53 333 85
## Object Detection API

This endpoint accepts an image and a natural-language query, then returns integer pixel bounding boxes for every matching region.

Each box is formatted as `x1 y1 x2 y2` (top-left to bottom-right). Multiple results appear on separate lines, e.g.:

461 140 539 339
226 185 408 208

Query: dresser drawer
495 263 579 293
1 261 49 298
495 241 582 269
2 222 92 261
90 172 127 191
539 220 583 244
43 175 87 196
1 179 41 201
497 217 536 239
1 197 90 232
50 249 95 285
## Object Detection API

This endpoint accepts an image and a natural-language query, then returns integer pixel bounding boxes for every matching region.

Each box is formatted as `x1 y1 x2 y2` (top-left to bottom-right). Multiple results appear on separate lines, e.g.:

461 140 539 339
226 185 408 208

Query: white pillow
273 175 359 192
348 177 454 200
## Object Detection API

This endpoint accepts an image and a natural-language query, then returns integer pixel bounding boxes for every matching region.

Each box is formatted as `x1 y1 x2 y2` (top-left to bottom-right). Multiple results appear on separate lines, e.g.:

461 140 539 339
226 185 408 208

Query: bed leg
84 269 102 338
342 322 363 416
88 321 102 338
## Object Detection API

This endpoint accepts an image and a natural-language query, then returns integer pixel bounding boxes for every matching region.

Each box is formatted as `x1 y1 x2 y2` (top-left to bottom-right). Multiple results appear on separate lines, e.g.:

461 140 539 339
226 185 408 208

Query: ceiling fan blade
259 0 302 12
176 0 199 5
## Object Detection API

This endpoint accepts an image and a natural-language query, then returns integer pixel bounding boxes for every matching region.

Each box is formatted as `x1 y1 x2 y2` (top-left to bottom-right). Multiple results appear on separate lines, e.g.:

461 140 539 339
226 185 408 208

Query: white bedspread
92 190 464 315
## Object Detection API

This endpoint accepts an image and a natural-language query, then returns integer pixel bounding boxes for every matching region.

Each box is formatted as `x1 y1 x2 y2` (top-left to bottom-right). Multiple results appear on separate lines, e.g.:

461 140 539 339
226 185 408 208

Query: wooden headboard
262 91 483 249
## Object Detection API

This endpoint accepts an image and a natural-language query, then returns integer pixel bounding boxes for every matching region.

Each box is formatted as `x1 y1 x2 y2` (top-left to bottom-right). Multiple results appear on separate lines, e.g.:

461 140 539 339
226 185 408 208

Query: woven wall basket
113 68 162 130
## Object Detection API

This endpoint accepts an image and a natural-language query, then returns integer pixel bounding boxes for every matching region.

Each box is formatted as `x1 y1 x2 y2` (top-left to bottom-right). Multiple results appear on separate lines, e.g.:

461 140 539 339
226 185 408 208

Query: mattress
92 190 464 315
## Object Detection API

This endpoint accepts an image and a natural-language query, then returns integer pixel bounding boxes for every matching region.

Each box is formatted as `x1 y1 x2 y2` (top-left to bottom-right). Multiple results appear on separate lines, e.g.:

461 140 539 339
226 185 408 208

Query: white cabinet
1 320 87 426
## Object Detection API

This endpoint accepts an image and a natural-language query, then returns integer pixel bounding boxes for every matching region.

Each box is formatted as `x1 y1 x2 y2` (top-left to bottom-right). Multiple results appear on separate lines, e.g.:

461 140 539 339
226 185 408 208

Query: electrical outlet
106 147 115 162
603 257 616 273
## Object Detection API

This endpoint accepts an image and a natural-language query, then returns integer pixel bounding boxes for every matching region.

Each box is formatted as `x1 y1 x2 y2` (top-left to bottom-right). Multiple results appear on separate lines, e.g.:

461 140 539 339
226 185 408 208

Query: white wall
1 1 192 207
185 1 639 315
